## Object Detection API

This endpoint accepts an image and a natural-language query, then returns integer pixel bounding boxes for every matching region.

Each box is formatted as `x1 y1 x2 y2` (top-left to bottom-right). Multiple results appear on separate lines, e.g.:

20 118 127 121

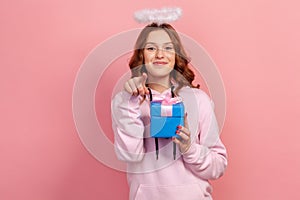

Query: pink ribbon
161 96 182 105
155 96 182 116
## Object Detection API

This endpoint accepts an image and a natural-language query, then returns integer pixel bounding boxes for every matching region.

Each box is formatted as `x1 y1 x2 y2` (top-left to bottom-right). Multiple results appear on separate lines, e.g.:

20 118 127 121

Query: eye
164 46 174 51
146 47 156 51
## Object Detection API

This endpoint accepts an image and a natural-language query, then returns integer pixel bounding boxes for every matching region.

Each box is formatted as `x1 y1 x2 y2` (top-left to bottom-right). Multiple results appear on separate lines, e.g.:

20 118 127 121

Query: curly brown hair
129 23 199 95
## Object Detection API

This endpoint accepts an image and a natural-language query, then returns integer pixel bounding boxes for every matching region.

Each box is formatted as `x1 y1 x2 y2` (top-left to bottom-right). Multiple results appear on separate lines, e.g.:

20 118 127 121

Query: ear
139 51 144 62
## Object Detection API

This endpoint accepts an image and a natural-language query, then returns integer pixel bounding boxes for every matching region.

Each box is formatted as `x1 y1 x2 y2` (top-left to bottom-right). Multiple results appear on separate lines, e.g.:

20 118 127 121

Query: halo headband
134 7 182 25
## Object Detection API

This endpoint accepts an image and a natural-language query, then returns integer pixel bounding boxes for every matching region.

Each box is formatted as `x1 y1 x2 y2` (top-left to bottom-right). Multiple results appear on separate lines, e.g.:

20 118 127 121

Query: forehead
146 30 172 44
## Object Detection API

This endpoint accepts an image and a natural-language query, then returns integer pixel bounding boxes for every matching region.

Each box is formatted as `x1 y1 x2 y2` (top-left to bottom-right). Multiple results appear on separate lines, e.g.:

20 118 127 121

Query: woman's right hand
124 73 149 96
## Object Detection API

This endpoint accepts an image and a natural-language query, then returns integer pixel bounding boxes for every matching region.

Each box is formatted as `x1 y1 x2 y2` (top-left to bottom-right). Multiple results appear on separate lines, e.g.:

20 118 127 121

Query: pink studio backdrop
1 0 300 199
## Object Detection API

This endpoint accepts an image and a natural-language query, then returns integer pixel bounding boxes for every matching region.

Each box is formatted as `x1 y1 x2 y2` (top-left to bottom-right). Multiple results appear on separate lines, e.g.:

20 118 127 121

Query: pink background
1 0 300 199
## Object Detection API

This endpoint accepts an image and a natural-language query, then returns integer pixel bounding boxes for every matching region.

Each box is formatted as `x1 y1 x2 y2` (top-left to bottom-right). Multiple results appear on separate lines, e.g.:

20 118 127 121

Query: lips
153 61 168 65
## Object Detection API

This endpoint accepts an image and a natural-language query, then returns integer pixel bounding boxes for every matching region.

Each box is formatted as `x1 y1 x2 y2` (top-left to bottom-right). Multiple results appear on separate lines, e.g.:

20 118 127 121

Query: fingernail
177 125 182 129
176 130 180 134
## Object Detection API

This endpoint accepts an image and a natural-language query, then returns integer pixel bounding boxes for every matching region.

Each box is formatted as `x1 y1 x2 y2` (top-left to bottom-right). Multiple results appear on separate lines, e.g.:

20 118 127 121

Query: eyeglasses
144 43 175 54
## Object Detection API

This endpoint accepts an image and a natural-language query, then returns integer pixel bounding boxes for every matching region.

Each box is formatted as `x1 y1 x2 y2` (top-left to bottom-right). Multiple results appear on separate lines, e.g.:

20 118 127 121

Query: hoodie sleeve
182 90 228 180
111 91 145 162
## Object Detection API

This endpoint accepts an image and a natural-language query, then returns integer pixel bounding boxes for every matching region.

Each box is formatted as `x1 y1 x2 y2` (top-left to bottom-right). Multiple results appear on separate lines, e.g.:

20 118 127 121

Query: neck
147 83 170 93
147 76 171 93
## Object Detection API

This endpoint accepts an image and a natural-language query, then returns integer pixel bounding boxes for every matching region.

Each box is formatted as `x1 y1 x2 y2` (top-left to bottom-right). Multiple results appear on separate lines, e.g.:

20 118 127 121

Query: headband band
134 7 182 25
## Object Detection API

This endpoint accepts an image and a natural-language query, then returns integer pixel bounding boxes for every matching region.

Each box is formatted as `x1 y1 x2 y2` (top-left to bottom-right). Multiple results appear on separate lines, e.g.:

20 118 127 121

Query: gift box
150 97 185 138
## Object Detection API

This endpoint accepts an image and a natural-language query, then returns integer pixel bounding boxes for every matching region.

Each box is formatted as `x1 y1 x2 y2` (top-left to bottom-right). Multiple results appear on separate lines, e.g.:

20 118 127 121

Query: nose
155 48 164 59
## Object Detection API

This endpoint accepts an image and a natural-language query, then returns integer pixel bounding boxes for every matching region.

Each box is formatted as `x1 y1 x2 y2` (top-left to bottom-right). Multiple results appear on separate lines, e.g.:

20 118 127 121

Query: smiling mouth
153 61 168 65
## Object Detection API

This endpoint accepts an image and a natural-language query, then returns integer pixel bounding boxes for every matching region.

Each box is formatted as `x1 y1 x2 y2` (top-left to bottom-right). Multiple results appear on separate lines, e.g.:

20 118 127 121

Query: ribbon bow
153 96 182 116
161 96 182 105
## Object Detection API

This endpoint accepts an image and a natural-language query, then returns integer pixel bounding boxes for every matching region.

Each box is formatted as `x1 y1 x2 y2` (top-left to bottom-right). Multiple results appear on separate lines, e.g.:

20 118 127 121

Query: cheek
168 55 176 65
143 52 154 64
166 52 175 59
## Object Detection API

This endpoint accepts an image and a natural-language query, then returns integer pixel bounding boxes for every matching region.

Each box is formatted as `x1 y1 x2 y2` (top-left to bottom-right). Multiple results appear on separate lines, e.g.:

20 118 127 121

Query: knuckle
133 77 140 82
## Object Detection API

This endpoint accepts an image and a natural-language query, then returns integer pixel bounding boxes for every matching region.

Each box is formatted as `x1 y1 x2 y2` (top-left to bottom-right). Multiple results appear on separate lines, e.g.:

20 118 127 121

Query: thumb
184 112 189 129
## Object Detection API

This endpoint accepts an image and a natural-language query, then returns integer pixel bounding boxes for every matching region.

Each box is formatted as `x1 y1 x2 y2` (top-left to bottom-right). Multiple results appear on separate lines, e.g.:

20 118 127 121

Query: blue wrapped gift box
150 100 185 138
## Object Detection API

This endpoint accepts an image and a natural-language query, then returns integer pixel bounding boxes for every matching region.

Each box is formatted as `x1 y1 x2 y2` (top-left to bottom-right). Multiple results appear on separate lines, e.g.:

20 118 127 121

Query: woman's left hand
173 113 191 154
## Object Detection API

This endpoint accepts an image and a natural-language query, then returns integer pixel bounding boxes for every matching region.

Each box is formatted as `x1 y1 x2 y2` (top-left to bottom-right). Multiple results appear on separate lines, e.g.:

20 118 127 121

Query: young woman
111 23 227 200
